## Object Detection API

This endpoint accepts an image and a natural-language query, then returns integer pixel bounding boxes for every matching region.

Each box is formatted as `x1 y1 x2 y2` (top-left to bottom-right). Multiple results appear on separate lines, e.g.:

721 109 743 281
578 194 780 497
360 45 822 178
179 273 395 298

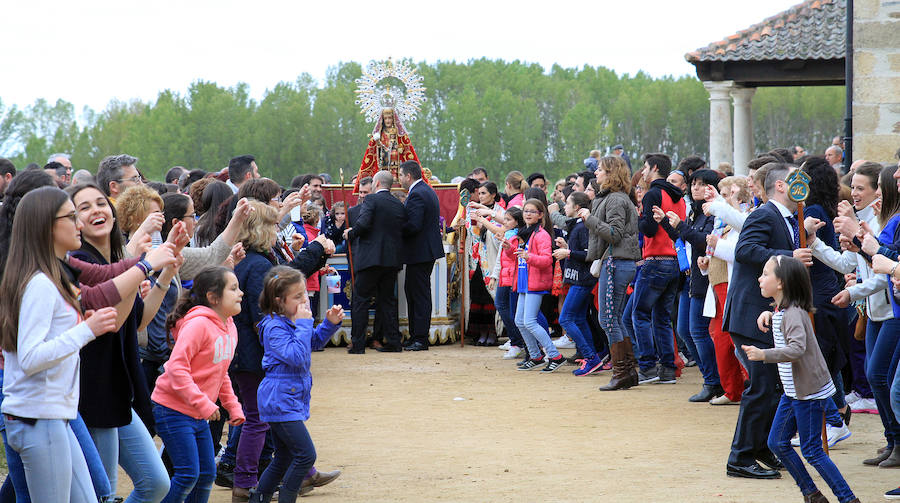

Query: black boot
880 444 900 468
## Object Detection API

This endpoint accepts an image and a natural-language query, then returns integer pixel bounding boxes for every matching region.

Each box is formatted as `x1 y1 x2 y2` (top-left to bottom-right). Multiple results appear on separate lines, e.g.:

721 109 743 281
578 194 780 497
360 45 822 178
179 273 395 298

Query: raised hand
84 307 118 336
577 208 591 220
793 247 813 267
651 206 666 223
803 217 825 244
232 198 254 224
166 221 190 253
291 233 306 251
837 200 855 218
704 185 720 203
139 280 152 299
833 215 859 239
126 233 152 258
872 254 897 275
135 212 164 238
145 242 177 271
325 305 345 325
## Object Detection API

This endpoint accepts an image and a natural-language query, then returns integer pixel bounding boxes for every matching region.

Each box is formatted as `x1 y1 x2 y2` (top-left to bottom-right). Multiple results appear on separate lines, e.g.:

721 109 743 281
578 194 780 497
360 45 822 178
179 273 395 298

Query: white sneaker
499 340 511 351
850 397 878 413
844 391 862 405
553 335 576 349
790 435 800 447
502 346 524 359
826 423 852 447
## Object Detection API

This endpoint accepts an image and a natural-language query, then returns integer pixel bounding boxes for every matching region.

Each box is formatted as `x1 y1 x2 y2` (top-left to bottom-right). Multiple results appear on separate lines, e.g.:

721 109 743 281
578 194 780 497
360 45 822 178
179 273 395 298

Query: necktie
787 215 800 249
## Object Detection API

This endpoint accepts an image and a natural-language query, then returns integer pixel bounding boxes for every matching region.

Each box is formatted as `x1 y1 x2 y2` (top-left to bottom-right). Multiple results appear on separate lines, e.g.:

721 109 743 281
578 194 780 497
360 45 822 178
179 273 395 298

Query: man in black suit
398 161 444 351
345 177 383 352
722 163 813 479
345 171 407 352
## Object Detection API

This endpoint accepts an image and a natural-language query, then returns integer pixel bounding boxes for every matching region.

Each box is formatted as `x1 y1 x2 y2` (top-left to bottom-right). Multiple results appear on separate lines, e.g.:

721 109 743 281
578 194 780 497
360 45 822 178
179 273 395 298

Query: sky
3 0 802 116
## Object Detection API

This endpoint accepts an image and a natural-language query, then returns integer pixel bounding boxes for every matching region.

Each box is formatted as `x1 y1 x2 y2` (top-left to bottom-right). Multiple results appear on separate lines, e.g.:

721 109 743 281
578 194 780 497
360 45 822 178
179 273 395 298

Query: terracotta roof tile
685 0 845 63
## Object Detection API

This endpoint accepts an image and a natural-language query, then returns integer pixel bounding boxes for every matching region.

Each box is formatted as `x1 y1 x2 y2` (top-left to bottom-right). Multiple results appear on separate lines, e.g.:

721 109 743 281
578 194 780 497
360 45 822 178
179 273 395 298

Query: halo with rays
354 59 426 124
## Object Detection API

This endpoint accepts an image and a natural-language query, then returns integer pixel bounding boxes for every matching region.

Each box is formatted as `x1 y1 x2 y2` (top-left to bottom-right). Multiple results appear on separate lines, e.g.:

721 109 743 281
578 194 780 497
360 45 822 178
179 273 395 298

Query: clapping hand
665 211 681 228
704 185 720 203
552 248 570 260
554 237 568 249
833 215 859 239
756 311 773 333
166 221 190 253
577 208 591 220
651 205 666 223
697 256 709 271
223 243 245 269
291 233 306 252
872 254 897 275
803 217 825 245
837 200 855 218
232 198 254 224
84 307 118 336
325 305 345 325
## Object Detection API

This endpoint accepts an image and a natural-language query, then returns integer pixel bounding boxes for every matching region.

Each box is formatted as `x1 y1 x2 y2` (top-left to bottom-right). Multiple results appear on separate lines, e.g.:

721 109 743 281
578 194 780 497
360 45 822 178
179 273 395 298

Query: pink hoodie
151 306 244 421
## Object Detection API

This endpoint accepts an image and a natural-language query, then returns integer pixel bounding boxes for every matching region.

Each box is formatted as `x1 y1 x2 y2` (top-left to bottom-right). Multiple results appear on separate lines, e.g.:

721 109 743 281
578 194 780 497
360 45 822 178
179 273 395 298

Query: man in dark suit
345 171 407 352
345 177 383 352
398 161 444 351
722 163 812 479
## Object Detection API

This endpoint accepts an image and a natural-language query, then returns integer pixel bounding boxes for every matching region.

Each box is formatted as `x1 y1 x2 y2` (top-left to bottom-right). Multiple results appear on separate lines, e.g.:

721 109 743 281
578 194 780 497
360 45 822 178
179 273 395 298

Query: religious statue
353 59 427 193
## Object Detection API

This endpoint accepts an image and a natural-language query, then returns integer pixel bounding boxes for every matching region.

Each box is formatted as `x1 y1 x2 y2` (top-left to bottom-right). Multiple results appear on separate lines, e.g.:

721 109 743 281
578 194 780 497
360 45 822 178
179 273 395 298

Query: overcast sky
3 0 800 115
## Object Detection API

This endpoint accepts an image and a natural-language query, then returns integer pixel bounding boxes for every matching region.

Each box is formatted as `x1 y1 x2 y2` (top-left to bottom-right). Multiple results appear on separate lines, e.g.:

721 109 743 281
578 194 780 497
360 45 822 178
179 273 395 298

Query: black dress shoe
756 451 785 471
347 348 365 354
375 346 402 352
403 341 429 351
726 462 781 479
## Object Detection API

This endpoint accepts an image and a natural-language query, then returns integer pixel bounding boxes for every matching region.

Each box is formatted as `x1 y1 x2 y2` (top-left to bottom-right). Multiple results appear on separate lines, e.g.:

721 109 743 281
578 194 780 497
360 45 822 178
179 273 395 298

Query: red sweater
642 188 685 258
151 306 244 421
303 224 321 292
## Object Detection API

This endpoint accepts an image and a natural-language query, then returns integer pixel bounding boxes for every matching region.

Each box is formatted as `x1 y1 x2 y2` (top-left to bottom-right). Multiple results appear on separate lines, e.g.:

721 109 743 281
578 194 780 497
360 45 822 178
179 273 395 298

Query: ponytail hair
505 171 528 195
259 265 306 317
165 266 231 338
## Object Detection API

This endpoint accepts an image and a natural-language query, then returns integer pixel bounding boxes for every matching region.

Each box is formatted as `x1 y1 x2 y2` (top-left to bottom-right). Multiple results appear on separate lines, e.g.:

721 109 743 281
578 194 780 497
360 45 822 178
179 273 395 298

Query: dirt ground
112 344 895 502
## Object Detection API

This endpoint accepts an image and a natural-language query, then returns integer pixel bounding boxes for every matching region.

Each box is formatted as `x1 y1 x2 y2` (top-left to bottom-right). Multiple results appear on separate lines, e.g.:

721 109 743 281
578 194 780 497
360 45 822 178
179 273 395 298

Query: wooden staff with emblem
786 169 829 454
458 188 470 347
340 168 356 292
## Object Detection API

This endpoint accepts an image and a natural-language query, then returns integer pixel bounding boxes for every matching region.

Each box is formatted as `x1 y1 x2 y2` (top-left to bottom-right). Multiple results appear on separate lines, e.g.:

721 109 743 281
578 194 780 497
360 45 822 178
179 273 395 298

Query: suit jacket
348 190 406 272
722 201 795 343
402 180 444 264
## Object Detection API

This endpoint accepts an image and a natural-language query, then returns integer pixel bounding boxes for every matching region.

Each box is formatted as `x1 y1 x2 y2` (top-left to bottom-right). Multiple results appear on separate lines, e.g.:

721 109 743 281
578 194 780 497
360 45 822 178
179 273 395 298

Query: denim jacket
257 314 339 422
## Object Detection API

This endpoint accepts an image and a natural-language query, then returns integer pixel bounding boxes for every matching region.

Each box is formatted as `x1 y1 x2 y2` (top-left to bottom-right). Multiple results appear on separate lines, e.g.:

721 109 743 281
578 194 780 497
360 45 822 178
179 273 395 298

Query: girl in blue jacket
249 265 344 503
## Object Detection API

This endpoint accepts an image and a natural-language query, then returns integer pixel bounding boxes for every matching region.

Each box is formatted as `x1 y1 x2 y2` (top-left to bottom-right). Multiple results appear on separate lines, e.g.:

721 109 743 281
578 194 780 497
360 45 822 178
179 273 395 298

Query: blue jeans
598 259 636 345
632 259 680 370
768 395 856 502
154 403 216 503
866 318 900 447
71 414 114 500
494 286 524 348
559 284 596 359
677 280 697 362
689 297 720 386
257 421 317 500
89 409 170 503
5 418 95 503
515 292 559 359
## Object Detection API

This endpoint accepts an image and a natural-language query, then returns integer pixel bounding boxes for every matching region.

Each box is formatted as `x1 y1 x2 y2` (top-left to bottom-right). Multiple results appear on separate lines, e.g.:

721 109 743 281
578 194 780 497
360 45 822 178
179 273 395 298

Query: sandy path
115 344 894 502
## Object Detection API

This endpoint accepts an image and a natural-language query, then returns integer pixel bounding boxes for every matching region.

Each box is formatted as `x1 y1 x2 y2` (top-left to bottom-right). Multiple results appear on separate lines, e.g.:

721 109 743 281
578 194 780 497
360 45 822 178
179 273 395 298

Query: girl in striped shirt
742 256 859 503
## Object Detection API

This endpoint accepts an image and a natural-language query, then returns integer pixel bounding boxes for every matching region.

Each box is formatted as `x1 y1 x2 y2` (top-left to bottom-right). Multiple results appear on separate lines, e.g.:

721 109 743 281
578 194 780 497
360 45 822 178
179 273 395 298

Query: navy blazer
402 180 444 264
722 201 796 343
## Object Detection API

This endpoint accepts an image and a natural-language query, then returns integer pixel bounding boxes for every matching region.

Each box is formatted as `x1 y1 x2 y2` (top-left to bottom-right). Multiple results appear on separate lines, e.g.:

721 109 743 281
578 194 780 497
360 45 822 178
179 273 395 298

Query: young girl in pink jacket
151 266 246 503
504 198 564 372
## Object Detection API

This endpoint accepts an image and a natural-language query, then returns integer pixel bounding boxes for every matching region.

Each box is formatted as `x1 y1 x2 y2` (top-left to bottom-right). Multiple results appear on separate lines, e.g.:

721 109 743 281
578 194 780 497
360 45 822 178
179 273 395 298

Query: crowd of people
455 143 900 503
0 138 898 502
0 154 369 502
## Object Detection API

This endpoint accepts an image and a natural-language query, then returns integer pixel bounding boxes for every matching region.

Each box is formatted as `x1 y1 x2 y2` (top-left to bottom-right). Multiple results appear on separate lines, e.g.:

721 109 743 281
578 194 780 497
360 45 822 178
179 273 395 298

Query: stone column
704 81 734 172
731 87 756 176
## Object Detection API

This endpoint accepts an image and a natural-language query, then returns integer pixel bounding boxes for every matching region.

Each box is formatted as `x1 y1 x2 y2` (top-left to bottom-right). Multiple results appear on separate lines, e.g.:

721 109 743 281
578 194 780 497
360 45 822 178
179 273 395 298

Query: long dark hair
0 187 81 351
505 206 525 230
480 181 500 204
801 156 840 219
66 183 125 263
161 192 191 240
518 198 552 245
880 164 900 226
770 256 814 312
165 266 231 337
0 170 55 278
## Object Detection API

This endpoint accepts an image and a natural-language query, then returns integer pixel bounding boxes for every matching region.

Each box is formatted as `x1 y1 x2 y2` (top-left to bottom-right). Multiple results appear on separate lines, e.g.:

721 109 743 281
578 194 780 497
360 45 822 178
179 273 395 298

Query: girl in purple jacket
249 266 344 503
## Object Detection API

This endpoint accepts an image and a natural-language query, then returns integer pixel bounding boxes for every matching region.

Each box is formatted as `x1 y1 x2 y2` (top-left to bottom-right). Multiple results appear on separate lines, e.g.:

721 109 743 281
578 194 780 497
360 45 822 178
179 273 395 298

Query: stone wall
854 0 900 163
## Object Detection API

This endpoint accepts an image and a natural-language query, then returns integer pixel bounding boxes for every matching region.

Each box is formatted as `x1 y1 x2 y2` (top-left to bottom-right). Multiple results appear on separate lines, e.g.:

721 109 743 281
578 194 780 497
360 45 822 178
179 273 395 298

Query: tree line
0 59 845 185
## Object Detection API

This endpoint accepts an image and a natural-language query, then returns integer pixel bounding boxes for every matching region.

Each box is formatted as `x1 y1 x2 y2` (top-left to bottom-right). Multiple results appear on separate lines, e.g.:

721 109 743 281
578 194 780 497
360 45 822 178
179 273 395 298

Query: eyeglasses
117 175 143 184
523 209 541 215
182 213 197 220
55 212 78 224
